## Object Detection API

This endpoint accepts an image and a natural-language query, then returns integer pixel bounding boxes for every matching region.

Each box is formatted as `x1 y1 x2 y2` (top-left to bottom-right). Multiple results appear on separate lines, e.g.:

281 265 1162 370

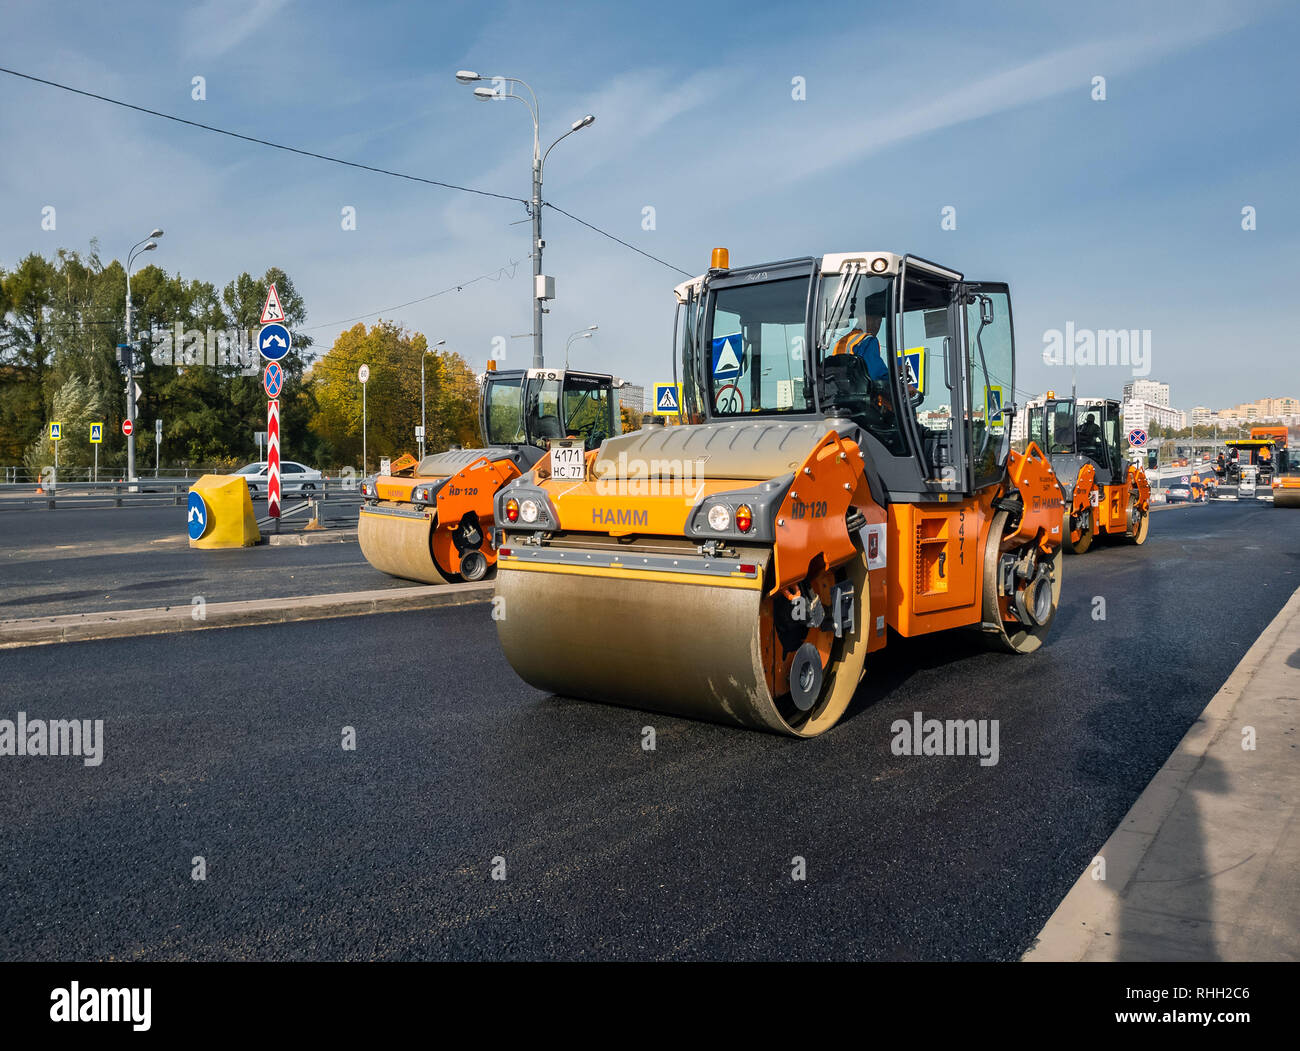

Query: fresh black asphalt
0 501 1296 960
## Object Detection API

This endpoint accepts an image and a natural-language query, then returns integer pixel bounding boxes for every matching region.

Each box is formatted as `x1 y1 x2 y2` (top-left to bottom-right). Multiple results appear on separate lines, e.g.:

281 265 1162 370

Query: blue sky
1 0 1297 411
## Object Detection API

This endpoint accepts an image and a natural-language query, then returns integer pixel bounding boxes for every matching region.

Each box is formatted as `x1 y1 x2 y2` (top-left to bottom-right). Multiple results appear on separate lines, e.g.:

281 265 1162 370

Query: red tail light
735 504 753 532
505 498 520 523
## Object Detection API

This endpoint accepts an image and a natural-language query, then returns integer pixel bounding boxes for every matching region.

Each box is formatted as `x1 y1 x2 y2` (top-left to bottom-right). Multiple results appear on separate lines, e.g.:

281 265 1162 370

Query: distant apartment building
1190 406 1214 428
1214 396 1300 424
1122 379 1170 408
615 380 646 418
1122 399 1185 433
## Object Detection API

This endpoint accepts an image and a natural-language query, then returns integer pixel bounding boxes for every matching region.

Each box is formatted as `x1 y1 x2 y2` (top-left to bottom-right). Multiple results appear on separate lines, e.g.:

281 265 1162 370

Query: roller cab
1026 396 1150 551
358 366 616 583
494 251 1066 736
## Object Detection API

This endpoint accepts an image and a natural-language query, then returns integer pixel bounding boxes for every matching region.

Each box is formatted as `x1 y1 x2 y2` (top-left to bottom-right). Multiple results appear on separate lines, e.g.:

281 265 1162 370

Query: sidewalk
1025 584 1300 961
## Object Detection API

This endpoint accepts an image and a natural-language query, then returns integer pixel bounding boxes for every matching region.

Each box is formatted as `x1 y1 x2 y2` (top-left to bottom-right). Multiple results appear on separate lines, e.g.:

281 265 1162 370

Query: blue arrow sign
258 323 292 362
187 490 208 541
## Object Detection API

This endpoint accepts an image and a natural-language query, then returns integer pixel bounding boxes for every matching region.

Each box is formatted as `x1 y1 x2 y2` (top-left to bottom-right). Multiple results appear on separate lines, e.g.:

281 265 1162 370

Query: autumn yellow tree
309 320 481 467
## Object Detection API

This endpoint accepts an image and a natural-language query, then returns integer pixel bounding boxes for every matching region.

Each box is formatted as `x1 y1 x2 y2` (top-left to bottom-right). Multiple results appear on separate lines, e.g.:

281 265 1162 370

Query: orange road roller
491 249 1067 736
358 365 617 583
1025 395 1151 553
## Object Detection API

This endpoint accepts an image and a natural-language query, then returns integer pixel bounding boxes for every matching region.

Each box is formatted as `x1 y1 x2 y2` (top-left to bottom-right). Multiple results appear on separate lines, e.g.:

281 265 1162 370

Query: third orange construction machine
491 249 1067 736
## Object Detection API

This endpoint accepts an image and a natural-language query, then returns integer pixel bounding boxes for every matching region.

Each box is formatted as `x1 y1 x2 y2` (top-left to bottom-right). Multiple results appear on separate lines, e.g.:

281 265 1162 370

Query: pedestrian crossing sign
49 422 61 441
89 423 103 444
653 383 682 416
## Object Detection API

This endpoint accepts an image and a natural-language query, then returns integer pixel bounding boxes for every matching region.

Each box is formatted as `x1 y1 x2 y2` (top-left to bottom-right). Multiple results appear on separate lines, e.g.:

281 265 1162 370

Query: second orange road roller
490 249 1067 736
358 364 617 583
1025 394 1151 554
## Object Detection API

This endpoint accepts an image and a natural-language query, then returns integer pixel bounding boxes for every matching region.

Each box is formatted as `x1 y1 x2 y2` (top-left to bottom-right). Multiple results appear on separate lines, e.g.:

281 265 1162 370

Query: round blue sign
263 361 284 398
258 323 292 362
187 490 208 541
1128 428 1147 448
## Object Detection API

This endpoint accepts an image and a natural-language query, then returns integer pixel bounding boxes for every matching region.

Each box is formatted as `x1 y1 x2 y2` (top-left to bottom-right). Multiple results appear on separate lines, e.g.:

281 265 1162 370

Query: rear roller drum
980 509 1063 654
1066 506 1094 555
1124 495 1149 545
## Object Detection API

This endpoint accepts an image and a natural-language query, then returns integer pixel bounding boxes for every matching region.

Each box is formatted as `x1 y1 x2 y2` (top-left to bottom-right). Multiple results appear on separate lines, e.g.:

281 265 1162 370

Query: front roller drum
358 505 452 585
1274 486 1300 509
494 547 869 737
980 509 1063 654
1123 493 1150 545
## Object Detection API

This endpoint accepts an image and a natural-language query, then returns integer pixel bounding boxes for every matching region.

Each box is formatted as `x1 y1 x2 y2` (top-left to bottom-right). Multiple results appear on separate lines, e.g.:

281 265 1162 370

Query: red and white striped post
267 398 281 525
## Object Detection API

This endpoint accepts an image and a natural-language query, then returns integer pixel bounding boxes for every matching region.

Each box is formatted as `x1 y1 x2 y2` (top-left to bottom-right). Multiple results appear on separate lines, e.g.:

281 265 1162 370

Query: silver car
234 460 324 498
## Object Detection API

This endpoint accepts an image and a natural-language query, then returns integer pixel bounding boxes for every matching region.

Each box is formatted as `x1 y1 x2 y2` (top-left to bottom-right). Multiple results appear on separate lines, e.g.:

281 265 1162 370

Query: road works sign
89 423 103 444
260 283 286 325
653 383 682 416
1128 428 1147 447
258 323 291 362
187 490 208 541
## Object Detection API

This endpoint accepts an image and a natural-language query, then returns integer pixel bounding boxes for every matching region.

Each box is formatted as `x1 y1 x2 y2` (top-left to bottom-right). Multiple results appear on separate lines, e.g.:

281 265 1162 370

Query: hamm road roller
358 364 616 583
1025 394 1150 553
491 249 1066 737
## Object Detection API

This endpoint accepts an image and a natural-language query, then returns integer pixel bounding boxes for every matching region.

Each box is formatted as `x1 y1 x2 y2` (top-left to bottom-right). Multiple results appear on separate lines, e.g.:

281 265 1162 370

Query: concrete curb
1024 582 1300 961
265 528 358 546
0 582 491 649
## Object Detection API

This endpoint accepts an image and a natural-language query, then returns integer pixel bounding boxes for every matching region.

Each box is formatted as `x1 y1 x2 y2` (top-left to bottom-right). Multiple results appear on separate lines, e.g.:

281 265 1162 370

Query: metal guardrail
0 477 364 510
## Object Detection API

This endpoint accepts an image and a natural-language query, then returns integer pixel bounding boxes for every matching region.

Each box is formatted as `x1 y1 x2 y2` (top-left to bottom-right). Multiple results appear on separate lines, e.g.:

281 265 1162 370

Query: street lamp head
588 324 599 332
435 339 447 347
150 228 164 238
456 70 482 83
473 86 499 100
572 114 596 131
142 241 157 252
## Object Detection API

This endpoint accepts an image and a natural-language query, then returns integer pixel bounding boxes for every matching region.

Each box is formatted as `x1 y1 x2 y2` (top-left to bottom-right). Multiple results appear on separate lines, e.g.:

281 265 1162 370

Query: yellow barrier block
188 474 261 548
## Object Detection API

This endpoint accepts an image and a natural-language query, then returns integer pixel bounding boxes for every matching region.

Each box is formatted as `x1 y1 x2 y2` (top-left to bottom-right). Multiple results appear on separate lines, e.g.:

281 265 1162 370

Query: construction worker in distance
1077 411 1103 457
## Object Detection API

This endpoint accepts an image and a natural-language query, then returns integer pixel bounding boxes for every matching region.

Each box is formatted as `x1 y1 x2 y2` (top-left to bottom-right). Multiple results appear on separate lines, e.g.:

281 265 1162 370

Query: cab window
709 277 810 416
485 376 526 445
562 376 613 450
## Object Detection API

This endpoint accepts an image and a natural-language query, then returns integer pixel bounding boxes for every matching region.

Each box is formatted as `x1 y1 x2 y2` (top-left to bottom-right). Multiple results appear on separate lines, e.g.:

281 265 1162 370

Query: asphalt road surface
0 497 404 620
1 501 1296 960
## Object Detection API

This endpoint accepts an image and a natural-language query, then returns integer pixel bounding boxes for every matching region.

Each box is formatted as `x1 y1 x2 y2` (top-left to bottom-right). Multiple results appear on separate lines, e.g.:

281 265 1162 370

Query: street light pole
124 229 163 483
420 339 447 460
565 324 598 368
457 72 594 369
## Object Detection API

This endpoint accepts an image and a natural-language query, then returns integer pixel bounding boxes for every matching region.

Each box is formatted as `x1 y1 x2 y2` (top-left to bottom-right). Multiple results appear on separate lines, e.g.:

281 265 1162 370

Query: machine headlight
520 498 541 524
707 504 731 531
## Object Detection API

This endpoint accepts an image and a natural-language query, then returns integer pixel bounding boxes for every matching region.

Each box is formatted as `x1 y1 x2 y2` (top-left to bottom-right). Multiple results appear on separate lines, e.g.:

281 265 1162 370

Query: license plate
550 440 586 481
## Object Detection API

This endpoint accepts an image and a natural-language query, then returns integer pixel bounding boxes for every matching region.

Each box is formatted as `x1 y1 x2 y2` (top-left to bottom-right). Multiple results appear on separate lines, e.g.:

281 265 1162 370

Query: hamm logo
592 508 648 527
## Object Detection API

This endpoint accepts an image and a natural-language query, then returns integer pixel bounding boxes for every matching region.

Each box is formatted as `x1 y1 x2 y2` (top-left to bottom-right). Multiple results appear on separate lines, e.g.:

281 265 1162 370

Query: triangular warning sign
716 337 741 375
260 284 285 325
658 387 678 410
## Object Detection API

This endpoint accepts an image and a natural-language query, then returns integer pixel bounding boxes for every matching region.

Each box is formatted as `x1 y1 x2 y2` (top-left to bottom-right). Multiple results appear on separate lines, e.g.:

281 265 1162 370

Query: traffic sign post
359 364 370 475
267 398 281 525
49 422 61 492
155 418 162 477
90 422 103 482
